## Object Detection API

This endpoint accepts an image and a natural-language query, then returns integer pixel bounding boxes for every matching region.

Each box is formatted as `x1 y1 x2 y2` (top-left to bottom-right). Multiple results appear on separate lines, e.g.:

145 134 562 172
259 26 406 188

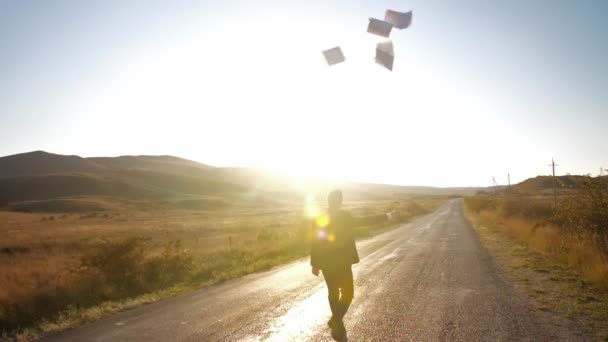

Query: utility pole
229 235 233 256
548 158 559 207
508 173 511 190
492 176 499 195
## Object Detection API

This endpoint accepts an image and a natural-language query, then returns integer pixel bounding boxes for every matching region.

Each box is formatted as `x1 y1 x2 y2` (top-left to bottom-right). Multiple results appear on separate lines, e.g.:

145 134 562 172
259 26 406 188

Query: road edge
463 206 603 340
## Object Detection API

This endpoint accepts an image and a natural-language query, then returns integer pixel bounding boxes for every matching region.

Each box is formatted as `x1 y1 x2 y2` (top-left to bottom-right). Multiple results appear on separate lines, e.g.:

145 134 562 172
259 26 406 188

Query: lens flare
315 214 330 228
304 195 321 218
316 229 327 240
327 233 336 242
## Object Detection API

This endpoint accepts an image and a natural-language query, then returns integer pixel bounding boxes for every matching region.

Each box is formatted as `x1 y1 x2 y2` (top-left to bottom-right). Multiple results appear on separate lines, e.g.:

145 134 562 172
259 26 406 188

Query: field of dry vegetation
0 195 442 339
464 175 608 338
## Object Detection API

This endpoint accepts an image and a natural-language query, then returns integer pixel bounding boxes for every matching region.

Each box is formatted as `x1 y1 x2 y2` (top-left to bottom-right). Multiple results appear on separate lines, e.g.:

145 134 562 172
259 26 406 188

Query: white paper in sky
375 41 394 71
384 10 413 30
367 18 393 38
322 47 345 66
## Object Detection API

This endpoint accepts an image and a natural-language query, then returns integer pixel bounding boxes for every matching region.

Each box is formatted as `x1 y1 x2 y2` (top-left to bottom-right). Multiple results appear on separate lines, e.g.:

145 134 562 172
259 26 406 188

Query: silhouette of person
310 189 399 338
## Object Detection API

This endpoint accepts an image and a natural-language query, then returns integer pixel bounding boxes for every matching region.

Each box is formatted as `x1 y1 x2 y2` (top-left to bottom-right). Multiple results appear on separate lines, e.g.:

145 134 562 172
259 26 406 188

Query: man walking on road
310 189 399 337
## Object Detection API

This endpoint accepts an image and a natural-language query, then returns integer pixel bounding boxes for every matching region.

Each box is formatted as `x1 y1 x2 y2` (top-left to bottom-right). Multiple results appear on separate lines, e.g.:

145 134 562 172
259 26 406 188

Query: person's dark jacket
310 210 387 270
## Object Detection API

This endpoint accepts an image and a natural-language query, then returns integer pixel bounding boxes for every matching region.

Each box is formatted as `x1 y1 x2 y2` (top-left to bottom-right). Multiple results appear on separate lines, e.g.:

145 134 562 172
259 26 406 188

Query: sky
1 0 607 187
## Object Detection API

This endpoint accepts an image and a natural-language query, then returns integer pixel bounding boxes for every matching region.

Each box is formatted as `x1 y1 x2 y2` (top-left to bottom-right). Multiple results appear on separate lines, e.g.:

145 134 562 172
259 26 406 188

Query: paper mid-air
375 41 394 71
367 18 393 38
322 8 412 70
322 47 346 66
384 10 413 30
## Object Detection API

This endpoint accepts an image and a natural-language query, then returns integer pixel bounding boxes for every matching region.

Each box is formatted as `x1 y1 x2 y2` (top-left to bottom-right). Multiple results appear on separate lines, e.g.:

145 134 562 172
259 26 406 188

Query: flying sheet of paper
322 46 345 66
367 18 393 38
384 10 412 30
375 41 394 71
377 40 394 55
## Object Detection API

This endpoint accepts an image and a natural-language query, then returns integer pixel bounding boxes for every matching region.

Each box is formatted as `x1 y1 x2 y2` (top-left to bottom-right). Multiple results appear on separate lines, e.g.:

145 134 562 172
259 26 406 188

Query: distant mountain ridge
0 151 210 178
0 151 483 210
0 151 101 177
0 151 240 208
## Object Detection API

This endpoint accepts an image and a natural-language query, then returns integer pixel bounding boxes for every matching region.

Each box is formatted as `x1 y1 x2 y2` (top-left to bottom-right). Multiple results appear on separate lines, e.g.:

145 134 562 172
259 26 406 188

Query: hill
0 151 101 177
0 173 160 205
0 152 251 208
89 155 210 177
342 182 481 197
0 151 482 211
0 151 210 178
512 175 586 193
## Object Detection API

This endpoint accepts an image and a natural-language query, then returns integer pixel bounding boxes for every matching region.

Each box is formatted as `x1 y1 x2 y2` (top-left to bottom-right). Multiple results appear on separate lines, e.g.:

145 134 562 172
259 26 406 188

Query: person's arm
309 220 321 276
352 210 400 227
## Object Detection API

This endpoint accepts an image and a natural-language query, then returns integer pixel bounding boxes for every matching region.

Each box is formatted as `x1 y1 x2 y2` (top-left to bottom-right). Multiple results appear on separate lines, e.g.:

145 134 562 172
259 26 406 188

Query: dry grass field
0 195 442 339
464 177 608 339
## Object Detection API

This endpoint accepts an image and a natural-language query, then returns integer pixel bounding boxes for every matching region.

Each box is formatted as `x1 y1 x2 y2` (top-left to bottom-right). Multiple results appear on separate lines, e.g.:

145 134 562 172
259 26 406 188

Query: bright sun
78 9 492 187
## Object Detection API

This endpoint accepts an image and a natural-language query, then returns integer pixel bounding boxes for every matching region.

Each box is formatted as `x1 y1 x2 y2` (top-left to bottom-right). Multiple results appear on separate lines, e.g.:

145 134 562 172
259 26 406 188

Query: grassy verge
464 200 608 340
1 198 442 341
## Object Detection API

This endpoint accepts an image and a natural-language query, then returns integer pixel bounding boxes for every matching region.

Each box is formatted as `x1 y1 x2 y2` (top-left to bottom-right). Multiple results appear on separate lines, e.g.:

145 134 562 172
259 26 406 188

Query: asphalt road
44 199 586 341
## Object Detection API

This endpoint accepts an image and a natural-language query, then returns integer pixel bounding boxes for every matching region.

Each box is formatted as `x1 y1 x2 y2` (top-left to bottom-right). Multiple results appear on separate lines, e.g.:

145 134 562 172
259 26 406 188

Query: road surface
45 199 586 341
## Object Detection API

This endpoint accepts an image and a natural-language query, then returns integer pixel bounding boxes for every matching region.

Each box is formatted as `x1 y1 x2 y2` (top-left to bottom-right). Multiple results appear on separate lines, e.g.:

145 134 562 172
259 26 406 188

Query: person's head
327 189 343 211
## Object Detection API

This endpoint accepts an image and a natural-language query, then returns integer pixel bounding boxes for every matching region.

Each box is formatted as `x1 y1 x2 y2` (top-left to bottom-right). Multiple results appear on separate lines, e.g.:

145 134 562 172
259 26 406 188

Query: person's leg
337 266 354 320
322 269 341 322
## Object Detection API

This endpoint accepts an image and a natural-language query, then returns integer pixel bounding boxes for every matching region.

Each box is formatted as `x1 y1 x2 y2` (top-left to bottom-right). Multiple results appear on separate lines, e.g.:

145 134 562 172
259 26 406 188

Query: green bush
554 176 608 254
500 197 553 220
79 237 192 296
257 227 286 241
404 201 426 216
464 196 498 213
143 240 193 288
466 176 608 258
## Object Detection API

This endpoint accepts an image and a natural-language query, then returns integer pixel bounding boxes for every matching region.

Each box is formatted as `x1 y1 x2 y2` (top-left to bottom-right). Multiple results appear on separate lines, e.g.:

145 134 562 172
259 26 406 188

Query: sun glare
315 214 330 228
304 195 321 218
66 4 496 187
